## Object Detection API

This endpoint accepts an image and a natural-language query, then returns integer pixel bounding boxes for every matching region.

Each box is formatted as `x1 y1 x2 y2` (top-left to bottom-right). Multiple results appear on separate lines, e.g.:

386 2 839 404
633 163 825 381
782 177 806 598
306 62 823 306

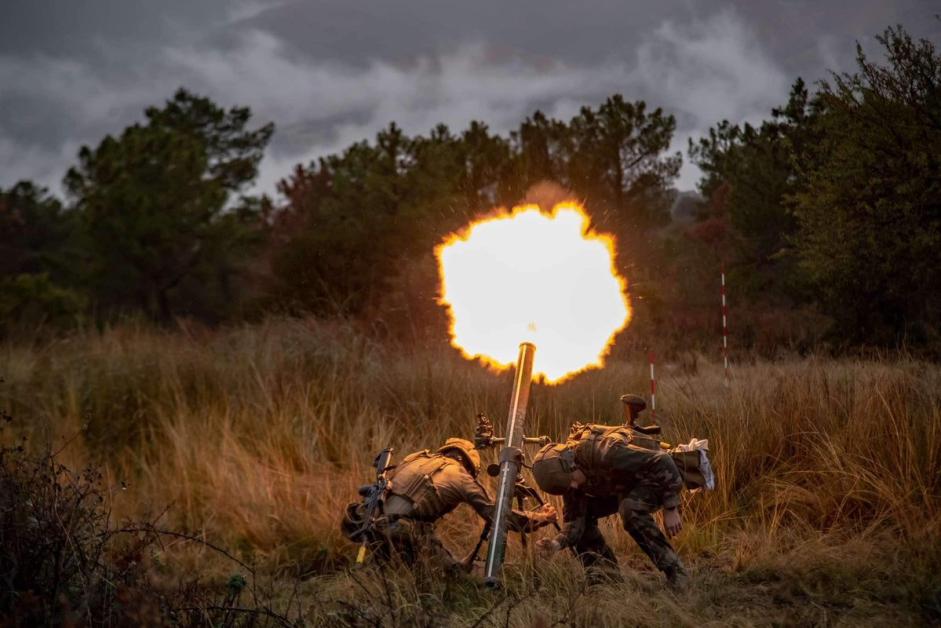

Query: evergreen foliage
0 182 84 328
64 88 273 321
791 27 941 346
690 26 941 349
269 97 680 318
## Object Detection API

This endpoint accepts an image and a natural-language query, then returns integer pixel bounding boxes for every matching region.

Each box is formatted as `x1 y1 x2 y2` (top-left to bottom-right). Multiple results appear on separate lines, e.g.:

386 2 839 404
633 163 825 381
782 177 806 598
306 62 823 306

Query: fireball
435 201 631 383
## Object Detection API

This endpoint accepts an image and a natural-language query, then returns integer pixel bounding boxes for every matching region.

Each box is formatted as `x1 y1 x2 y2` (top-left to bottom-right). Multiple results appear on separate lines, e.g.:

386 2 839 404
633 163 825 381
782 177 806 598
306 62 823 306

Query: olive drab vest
383 451 450 520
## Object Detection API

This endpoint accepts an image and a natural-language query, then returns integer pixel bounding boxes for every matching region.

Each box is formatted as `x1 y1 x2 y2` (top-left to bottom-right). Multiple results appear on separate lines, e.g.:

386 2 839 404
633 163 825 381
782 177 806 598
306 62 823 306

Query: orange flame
435 201 631 384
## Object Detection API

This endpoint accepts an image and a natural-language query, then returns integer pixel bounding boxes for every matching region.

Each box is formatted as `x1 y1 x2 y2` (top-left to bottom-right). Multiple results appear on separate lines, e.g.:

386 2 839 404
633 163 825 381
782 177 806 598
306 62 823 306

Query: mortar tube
484 341 536 588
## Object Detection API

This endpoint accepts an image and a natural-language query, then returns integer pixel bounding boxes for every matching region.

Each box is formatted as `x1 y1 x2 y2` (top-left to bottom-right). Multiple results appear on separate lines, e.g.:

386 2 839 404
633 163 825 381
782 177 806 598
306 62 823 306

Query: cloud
0 53 175 191
164 31 631 193
0 55 163 191
0 9 792 196
0 132 80 191
169 11 790 193
225 0 289 25
637 11 790 125
633 10 791 188
166 31 621 138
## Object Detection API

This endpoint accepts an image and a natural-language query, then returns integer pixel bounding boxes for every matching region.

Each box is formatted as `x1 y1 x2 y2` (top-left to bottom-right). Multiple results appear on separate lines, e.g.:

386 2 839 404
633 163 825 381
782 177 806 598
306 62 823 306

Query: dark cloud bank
1 0 937 194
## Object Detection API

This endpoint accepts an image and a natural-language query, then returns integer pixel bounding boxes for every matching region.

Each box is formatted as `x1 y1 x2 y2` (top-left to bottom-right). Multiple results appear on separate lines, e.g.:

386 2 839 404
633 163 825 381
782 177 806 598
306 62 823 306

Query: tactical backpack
568 423 714 492
568 423 664 455
563 424 665 492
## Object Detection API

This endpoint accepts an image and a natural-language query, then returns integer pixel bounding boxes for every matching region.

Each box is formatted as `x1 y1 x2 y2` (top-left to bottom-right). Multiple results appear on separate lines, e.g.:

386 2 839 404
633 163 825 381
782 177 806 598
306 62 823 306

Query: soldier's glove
531 503 558 527
536 538 562 554
458 553 476 573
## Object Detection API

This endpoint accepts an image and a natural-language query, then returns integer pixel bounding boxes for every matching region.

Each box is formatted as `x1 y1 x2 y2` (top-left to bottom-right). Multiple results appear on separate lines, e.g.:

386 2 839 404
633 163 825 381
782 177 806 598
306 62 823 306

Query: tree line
2 26 938 353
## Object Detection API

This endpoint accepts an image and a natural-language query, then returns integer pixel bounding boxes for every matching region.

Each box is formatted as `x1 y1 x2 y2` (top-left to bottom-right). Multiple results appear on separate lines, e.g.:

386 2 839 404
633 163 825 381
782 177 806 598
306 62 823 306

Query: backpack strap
400 449 431 464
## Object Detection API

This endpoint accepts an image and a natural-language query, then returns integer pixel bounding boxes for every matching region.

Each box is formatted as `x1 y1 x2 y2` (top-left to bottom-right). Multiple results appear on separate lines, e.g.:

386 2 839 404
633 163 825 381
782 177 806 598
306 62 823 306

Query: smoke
520 181 578 212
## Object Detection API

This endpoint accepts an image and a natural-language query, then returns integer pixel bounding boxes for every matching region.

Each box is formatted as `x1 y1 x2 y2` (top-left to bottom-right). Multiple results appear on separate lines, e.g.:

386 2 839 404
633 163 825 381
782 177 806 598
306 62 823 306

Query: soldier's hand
536 537 562 554
533 503 558 524
459 555 476 573
663 507 683 537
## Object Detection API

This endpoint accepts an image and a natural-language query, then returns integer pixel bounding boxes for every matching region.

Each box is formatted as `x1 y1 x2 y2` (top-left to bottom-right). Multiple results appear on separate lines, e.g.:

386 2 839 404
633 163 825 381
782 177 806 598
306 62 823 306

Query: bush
0 419 157 624
0 412 296 626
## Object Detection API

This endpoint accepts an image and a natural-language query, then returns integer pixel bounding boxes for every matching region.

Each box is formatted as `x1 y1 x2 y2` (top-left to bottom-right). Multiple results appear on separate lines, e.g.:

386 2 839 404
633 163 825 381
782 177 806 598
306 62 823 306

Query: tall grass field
2 319 940 626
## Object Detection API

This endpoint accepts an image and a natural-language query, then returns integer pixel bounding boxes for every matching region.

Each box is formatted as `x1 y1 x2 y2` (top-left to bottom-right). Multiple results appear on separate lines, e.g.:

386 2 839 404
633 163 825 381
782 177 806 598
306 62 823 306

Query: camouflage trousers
574 489 682 582
571 517 621 585
618 500 682 573
368 517 461 571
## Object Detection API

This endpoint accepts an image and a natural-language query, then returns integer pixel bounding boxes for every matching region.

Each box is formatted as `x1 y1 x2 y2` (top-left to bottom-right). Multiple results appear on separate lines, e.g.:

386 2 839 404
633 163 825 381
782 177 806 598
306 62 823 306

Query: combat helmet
620 393 646 423
340 502 367 542
437 438 482 477
532 443 577 495
620 394 647 412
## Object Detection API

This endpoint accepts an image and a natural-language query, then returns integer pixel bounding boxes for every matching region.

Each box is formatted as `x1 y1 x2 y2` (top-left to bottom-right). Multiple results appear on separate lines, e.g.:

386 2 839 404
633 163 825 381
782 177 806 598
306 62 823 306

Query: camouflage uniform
548 425 685 582
362 448 544 568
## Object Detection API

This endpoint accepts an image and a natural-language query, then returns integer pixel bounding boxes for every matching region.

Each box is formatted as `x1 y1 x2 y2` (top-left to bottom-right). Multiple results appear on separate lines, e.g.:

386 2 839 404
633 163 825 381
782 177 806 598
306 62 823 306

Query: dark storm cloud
1 1 938 194
0 0 235 57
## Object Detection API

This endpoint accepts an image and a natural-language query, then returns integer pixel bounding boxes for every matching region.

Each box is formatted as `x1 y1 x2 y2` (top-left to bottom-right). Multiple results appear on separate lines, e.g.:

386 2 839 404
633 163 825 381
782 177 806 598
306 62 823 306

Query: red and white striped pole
721 265 729 385
648 350 657 418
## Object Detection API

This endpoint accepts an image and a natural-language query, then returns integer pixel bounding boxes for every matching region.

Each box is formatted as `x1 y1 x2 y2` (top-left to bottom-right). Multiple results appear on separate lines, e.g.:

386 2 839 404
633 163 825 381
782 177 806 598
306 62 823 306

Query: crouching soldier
343 438 557 571
532 416 692 588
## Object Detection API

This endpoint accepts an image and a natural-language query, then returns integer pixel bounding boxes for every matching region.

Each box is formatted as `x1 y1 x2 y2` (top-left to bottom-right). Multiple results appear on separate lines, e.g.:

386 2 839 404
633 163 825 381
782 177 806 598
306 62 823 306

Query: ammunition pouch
382 494 416 517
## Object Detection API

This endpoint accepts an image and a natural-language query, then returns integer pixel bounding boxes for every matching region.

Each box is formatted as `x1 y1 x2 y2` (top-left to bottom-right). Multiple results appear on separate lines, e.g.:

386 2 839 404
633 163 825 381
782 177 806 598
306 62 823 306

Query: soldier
343 437 556 571
531 403 689 588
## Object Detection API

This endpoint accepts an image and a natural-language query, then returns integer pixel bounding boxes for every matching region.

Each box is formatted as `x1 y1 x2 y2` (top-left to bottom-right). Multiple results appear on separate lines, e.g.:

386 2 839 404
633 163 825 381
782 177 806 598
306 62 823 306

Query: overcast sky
1 1 938 196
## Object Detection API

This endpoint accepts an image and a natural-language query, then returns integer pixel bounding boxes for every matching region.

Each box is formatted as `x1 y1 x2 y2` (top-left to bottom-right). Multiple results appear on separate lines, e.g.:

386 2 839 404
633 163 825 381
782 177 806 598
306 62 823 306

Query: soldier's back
570 424 668 490
386 451 468 521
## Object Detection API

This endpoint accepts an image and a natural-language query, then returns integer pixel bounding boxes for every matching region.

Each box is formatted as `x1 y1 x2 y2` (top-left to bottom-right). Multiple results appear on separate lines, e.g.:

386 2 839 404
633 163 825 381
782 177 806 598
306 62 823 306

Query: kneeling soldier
532 419 690 587
343 437 556 570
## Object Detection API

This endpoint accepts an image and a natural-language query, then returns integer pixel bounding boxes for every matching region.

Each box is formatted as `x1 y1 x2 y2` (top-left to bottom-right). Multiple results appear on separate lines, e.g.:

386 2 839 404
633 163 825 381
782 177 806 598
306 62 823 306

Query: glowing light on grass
435 202 631 383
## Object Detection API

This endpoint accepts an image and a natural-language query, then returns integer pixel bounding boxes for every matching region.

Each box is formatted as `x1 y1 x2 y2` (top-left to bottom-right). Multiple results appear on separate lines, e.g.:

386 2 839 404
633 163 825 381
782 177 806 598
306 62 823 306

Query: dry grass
2 318 940 625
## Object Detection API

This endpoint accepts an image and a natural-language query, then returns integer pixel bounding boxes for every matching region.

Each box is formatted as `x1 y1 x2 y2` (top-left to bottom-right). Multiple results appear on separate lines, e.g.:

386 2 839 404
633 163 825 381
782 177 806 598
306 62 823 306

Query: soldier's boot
583 558 623 587
664 561 689 590
575 523 622 587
